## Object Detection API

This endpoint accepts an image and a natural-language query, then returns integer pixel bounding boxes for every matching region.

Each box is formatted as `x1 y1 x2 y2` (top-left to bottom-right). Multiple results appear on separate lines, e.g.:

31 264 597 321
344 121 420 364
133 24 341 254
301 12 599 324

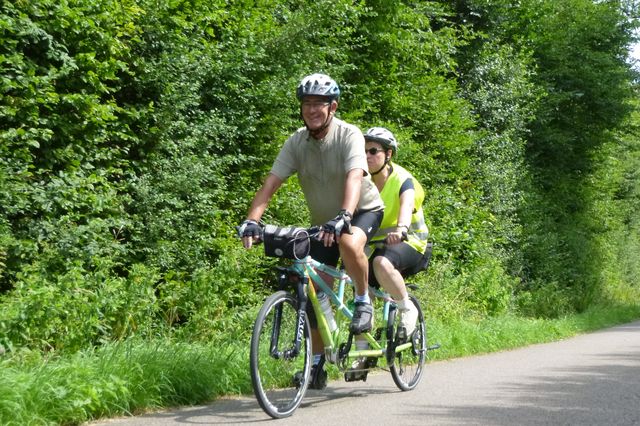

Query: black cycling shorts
368 241 424 288
308 209 383 267
306 209 383 327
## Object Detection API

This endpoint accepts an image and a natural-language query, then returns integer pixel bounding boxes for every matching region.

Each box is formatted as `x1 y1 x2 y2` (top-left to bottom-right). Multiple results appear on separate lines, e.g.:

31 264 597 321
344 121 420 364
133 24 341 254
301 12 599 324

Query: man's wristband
397 224 409 231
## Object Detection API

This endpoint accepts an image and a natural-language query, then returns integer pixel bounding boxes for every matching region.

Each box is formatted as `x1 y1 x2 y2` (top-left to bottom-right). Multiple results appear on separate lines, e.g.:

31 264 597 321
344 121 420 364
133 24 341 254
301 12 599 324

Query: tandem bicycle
248 224 438 418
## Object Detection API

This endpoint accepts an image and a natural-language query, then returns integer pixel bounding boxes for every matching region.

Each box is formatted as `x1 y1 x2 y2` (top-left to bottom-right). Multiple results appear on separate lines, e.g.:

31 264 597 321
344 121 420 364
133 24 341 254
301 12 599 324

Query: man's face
300 95 336 131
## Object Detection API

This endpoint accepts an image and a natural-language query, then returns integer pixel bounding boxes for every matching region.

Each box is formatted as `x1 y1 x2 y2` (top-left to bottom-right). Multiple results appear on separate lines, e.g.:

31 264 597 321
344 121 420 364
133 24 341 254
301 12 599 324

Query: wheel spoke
250 291 311 418
389 295 426 391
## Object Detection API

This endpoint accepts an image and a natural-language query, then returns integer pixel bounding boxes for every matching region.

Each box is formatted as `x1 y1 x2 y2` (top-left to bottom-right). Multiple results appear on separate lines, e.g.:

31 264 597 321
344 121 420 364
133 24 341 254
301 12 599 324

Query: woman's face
365 141 388 173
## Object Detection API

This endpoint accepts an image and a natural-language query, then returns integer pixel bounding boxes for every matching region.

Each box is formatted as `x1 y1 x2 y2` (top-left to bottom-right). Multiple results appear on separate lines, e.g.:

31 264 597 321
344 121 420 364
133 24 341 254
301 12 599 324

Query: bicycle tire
389 294 426 391
250 290 312 418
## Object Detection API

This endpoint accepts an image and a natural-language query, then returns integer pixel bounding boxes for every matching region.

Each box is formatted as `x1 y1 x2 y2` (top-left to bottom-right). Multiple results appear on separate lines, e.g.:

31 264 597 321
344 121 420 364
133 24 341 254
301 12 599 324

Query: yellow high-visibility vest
370 162 429 254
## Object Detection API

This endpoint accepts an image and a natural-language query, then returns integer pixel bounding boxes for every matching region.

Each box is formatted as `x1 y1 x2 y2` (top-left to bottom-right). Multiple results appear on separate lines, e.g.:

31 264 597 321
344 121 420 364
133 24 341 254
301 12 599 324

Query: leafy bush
0 261 161 352
0 0 638 354
515 280 574 319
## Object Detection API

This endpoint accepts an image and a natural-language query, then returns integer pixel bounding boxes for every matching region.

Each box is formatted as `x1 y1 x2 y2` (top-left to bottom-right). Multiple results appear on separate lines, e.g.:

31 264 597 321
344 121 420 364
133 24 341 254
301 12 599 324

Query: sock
313 354 322 366
396 297 410 311
354 293 370 304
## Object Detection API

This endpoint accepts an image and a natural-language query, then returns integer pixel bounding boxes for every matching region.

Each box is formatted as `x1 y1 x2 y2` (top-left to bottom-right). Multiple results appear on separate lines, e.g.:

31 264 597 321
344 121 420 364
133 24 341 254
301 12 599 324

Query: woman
364 127 429 337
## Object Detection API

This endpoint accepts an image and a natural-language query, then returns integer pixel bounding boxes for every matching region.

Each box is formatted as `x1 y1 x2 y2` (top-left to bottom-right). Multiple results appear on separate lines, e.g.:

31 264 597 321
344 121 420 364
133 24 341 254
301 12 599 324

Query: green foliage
515 280 575 319
1 0 639 360
446 0 639 315
342 0 495 276
0 0 639 422
458 256 516 317
0 338 251 425
459 42 541 275
0 261 160 352
428 302 640 360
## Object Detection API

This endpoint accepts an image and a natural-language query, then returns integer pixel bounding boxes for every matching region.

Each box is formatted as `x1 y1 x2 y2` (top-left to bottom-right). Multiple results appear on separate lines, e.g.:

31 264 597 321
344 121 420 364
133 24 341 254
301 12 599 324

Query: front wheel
250 290 312 418
389 295 427 391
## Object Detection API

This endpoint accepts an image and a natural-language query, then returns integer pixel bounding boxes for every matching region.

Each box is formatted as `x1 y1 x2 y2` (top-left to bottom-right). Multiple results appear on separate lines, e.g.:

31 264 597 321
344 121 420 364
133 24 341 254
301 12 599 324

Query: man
238 73 384 388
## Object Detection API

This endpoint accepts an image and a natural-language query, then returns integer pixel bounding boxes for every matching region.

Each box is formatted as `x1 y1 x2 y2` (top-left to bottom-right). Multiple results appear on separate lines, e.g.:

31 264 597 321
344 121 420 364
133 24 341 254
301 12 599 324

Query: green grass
427 303 640 360
1 303 639 425
0 339 252 425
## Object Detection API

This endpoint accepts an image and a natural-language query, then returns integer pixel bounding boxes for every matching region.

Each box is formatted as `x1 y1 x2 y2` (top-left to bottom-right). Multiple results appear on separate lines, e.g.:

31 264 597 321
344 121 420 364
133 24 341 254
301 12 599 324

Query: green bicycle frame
289 256 407 365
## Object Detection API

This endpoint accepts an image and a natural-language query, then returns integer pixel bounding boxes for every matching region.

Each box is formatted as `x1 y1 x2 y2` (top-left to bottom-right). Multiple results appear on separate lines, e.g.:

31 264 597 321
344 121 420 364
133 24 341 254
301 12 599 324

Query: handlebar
372 230 408 249
250 223 407 260
247 223 405 245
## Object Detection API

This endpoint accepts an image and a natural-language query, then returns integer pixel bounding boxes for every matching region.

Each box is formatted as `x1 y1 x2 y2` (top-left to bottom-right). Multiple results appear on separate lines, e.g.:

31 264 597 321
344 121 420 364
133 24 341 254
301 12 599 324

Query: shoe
292 358 327 390
399 300 418 338
350 302 373 334
309 363 327 390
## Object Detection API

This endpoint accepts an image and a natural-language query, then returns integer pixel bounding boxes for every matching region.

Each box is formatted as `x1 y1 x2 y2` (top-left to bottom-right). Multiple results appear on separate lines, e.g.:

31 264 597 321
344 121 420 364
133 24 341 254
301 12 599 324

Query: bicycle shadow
137 398 268 424
301 380 398 406
123 378 399 425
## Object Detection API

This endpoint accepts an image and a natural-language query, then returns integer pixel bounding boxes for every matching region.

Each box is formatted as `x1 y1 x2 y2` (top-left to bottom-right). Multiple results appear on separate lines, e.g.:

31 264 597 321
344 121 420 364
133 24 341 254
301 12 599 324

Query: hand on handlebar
319 209 352 247
237 219 262 249
384 229 408 245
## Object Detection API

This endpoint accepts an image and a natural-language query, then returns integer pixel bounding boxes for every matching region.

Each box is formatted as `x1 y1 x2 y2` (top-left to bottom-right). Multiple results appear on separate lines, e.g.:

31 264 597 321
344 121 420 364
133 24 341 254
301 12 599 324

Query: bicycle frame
278 255 411 368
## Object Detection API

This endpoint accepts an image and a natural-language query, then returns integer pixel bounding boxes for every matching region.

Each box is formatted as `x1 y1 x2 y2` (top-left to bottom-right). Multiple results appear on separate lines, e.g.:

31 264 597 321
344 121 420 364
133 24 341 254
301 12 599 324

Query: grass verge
1 303 639 425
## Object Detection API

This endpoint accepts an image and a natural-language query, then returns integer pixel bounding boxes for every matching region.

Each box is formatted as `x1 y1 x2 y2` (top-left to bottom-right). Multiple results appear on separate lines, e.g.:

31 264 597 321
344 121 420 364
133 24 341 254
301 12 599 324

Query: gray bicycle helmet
296 73 340 101
364 127 398 155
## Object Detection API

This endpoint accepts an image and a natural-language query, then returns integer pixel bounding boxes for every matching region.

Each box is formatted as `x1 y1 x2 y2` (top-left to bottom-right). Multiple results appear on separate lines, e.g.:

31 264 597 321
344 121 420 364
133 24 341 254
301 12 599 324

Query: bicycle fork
269 274 308 361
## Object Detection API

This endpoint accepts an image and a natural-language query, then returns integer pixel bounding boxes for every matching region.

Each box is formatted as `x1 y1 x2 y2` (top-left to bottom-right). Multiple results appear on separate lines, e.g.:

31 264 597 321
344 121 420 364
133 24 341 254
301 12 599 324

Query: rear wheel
389 295 426 391
250 291 311 418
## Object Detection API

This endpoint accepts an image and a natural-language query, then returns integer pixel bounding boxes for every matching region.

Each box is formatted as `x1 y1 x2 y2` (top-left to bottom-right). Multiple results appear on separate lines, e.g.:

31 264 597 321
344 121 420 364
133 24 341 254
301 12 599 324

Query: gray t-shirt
270 118 384 225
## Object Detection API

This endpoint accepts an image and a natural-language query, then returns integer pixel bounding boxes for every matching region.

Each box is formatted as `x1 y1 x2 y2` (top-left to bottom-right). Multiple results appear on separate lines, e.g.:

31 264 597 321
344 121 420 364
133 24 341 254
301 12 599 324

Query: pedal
344 368 368 382
343 357 377 382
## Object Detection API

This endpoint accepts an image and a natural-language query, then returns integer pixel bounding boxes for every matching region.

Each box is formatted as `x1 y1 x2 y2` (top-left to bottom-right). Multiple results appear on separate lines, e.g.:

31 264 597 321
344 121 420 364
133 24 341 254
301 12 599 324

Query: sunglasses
365 148 385 155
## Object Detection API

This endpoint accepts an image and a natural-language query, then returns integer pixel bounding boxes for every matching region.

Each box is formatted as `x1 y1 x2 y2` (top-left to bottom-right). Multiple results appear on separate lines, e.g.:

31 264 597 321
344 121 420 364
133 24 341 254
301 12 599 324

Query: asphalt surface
91 320 640 425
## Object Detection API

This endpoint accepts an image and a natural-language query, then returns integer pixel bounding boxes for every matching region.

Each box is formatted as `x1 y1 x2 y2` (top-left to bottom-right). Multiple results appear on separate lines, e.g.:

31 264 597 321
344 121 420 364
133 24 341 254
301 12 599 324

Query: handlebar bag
263 225 311 260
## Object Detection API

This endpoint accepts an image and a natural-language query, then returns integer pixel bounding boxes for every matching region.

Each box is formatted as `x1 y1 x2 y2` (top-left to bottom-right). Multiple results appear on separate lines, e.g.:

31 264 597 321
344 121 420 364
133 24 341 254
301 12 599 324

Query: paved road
93 321 640 425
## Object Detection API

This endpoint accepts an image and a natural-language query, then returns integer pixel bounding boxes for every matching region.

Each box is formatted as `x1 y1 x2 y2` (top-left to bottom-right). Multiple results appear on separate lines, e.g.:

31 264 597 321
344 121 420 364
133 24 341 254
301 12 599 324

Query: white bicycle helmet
364 127 398 155
296 73 340 101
